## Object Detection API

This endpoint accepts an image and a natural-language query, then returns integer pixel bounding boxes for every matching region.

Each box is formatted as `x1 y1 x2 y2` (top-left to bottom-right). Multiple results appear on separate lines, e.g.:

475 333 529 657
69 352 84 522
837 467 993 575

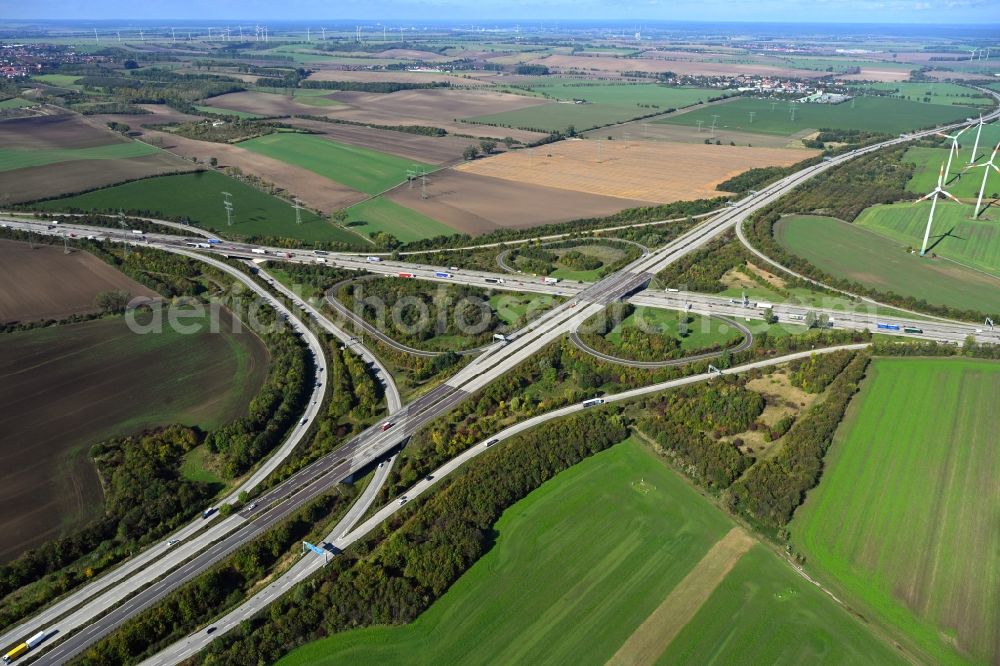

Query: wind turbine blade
940 190 961 204
936 164 945 188
915 191 935 203
990 142 1000 163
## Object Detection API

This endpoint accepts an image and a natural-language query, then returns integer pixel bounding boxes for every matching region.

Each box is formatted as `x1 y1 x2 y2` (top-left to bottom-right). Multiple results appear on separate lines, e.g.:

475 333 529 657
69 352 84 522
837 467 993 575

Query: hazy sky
7 0 1000 23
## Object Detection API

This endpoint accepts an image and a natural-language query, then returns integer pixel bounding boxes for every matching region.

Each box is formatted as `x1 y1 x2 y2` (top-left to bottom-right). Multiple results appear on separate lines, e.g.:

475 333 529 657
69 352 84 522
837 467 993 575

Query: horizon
4 1 1000 26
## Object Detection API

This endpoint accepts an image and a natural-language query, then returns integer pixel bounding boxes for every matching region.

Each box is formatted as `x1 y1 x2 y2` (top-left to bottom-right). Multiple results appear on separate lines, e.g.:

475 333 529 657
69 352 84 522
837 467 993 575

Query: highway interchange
2 90 1000 664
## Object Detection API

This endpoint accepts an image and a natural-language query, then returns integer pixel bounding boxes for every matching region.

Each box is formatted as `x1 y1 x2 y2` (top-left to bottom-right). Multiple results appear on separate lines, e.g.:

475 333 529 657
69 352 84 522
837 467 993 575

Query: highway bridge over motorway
1 88 999 664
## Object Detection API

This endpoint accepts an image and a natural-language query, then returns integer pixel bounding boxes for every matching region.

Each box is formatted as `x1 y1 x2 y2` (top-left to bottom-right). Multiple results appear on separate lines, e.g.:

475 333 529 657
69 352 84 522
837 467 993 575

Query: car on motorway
248 502 257 510
485 439 498 447
205 626 216 634
167 539 180 547
425 474 434 482
300 417 308 425
380 421 393 432
398 496 408 505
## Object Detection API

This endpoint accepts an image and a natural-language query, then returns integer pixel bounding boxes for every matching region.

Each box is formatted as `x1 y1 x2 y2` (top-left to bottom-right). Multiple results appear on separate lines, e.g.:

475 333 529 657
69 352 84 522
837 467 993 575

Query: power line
222 191 233 226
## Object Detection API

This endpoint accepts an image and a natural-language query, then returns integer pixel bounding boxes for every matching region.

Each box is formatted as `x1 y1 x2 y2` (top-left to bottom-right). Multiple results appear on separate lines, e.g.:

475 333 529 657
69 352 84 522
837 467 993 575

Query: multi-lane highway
0 248 332 659
5 98 1000 663
144 342 867 664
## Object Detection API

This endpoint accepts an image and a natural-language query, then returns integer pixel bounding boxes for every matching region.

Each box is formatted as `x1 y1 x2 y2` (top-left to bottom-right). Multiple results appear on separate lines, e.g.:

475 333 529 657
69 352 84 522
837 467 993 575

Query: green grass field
344 196 456 242
903 122 1000 194
31 73 83 87
35 171 364 244
278 438 899 665
544 244 627 281
0 142 159 172
657 544 904 665
774 56 913 73
791 357 1000 665
855 202 1000 277
775 214 1000 313
0 97 38 109
657 97 978 137
238 133 430 195
855 82 994 107
523 82 719 108
467 86 719 133
603 307 741 352
489 293 559 325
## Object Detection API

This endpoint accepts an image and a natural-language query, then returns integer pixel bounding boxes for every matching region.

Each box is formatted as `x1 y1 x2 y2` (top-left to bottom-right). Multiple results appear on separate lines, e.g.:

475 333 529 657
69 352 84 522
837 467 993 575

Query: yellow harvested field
455 139 817 203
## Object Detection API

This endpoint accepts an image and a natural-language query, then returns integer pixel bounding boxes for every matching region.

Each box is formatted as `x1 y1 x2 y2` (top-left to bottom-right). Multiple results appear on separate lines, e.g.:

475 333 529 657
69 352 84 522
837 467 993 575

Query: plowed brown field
386 170 656 235
0 240 159 324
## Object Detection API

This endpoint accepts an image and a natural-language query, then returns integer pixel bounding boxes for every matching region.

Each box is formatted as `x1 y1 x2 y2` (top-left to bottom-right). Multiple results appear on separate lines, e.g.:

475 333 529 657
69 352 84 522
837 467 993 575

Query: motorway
145 343 867 664
0 249 331 659
0 250 401 664
5 99 1000 663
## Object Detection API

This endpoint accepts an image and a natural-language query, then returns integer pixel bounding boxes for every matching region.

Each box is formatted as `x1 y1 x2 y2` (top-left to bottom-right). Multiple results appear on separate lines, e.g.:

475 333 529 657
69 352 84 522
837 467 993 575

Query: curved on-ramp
144 343 869 665
568 315 753 368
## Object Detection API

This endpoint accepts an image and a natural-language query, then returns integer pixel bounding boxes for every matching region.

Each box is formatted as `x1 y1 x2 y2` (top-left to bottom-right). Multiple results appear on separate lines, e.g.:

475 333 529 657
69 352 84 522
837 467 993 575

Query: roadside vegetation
744 142 1000 321
577 304 743 363
0 243 311 631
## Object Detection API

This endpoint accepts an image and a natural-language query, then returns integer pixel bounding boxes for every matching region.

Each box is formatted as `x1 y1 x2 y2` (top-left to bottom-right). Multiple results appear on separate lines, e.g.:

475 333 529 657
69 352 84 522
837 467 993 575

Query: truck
207 238 222 245
877 322 900 331
398 272 415 278
2 643 27 663
131 229 144 236
25 631 47 650
787 313 806 322
543 277 560 284
315 258 328 264
202 507 217 519
484 277 505 285
250 248 267 255
314 250 329 256
756 302 773 310
492 333 508 342
366 256 382 263
582 398 605 408
904 326 924 334
434 271 452 279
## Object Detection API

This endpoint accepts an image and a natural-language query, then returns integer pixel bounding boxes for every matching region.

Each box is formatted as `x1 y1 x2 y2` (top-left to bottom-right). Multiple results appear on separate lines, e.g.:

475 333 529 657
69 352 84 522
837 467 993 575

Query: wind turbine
917 164 961 256
968 114 984 164
967 142 1000 219
936 124 970 181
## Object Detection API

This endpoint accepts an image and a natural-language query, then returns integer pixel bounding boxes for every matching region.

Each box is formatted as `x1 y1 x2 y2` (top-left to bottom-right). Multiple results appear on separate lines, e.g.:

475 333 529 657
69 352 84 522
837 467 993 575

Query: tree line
79 490 352 665
196 410 629 665
742 144 999 322
0 244 313 629
727 351 869 529
397 197 726 253
337 277 501 350
380 327 869 500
